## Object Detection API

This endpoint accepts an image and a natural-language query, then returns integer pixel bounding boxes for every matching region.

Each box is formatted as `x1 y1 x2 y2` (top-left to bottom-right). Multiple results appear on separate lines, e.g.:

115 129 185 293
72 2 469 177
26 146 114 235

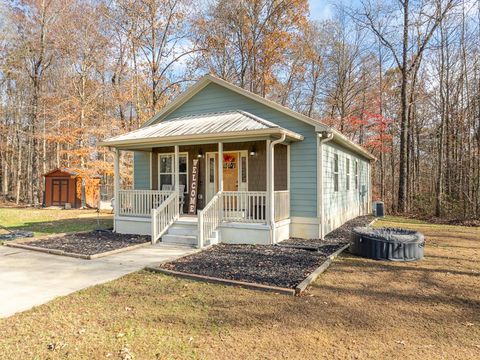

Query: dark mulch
0 230 34 241
22 230 150 255
279 215 375 249
159 243 345 288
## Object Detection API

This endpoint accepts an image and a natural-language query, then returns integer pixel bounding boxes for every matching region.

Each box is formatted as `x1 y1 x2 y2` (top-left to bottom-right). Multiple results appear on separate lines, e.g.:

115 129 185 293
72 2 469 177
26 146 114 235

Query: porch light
249 146 257 156
197 149 204 158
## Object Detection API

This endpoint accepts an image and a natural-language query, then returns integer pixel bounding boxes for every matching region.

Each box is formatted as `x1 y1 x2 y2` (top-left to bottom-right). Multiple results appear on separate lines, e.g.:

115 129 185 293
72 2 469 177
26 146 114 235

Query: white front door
205 150 248 203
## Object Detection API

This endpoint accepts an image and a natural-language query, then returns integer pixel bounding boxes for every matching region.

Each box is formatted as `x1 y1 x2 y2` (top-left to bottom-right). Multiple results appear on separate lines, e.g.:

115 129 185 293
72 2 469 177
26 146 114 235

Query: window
159 153 188 192
333 153 339 192
354 160 359 190
346 158 351 190
209 157 215 183
241 155 247 183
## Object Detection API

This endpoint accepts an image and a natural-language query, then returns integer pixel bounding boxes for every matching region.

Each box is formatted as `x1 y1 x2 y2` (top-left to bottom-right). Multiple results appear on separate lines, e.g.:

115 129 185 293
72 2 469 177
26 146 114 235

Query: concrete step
162 234 197 246
168 225 198 236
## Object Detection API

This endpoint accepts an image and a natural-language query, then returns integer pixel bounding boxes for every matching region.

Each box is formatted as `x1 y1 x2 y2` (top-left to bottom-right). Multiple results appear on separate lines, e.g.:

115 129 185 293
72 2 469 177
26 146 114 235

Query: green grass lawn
0 207 113 237
0 215 478 359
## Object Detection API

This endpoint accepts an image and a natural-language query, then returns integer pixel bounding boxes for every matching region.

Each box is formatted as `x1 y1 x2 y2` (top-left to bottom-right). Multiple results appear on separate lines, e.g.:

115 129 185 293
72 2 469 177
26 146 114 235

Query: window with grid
159 153 188 192
354 160 359 190
346 158 350 190
333 153 339 192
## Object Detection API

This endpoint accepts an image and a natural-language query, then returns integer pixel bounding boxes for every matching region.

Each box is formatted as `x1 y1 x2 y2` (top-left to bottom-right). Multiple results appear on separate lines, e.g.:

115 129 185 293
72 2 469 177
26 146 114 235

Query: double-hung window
354 160 359 190
159 153 188 192
333 153 339 192
346 158 351 190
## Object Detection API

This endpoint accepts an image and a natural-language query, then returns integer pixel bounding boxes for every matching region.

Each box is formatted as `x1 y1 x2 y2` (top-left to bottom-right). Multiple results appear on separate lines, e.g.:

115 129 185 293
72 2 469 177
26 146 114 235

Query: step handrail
198 191 222 248
151 191 179 244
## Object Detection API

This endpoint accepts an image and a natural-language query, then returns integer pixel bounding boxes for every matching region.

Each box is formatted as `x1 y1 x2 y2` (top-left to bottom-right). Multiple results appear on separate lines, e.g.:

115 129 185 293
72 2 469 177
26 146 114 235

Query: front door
52 179 69 205
222 152 238 191
205 151 248 203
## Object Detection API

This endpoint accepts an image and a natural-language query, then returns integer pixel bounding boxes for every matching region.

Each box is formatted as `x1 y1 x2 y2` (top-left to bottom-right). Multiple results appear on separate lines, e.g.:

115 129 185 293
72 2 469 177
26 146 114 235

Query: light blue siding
133 152 151 190
322 141 370 234
164 83 318 217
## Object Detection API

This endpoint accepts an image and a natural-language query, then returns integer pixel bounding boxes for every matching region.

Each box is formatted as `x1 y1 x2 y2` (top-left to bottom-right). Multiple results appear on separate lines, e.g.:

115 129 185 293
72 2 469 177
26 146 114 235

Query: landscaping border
294 243 350 295
146 266 296 295
6 240 151 260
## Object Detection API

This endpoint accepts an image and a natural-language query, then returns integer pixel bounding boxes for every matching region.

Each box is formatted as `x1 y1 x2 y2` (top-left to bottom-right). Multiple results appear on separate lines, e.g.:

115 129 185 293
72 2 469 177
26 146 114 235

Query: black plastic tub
350 227 424 261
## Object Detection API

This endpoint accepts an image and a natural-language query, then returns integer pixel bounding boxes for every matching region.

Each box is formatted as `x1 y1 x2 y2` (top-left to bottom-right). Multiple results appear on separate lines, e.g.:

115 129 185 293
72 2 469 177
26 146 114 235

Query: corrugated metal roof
103 110 294 143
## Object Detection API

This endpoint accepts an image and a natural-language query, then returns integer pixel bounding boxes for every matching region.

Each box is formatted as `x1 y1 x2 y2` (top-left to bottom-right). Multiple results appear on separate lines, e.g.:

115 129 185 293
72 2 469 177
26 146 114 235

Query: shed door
52 179 69 205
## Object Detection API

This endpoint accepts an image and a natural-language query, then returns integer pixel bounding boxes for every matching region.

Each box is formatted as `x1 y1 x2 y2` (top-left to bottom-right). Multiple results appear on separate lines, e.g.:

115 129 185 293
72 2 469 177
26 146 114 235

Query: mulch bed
159 243 345 289
21 230 150 256
279 215 375 249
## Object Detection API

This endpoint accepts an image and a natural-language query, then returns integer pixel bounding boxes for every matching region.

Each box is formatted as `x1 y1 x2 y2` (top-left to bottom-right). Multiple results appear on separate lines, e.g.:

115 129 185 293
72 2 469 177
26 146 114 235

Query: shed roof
43 168 78 177
43 168 101 178
100 110 304 148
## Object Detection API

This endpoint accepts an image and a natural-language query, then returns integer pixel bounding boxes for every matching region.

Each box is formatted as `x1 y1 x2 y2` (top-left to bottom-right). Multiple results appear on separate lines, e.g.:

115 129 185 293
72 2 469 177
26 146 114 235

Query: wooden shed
43 168 100 208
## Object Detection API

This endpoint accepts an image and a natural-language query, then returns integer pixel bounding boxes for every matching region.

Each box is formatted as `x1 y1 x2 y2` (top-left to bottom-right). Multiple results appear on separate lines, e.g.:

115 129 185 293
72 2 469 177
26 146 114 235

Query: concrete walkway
0 243 196 318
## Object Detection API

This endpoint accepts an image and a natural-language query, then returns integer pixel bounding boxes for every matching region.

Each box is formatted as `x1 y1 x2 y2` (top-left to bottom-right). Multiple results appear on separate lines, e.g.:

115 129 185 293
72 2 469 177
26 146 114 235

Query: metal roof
101 110 303 147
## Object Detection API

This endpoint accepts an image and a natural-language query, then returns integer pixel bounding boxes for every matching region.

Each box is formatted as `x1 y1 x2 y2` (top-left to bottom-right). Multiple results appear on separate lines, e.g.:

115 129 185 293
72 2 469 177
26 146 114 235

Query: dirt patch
21 230 150 256
159 243 345 288
280 215 375 248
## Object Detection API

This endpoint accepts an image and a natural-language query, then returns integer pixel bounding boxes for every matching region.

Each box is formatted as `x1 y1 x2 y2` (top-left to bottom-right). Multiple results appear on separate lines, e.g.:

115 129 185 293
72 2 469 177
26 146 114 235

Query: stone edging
294 243 350 295
5 241 151 260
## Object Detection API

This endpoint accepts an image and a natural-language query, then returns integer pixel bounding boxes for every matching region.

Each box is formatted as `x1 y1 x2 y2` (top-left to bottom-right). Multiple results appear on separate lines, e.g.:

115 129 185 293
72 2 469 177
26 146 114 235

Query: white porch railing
274 190 290 221
117 190 172 217
198 191 222 248
222 191 267 223
151 191 179 243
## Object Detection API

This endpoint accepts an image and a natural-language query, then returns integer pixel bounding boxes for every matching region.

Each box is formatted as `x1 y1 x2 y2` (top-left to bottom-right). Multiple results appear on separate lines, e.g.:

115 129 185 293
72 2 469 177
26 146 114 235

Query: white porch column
218 142 223 191
269 135 286 244
287 144 291 218
113 148 120 231
265 140 271 225
174 145 179 191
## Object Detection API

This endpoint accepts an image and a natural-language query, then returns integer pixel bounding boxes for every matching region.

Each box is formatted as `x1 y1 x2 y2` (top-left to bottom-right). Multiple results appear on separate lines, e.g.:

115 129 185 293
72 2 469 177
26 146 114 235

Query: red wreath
223 154 235 163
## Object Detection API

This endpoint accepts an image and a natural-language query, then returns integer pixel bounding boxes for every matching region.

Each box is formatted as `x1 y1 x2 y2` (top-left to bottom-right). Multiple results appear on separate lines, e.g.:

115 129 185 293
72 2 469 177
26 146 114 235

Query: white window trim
158 152 189 193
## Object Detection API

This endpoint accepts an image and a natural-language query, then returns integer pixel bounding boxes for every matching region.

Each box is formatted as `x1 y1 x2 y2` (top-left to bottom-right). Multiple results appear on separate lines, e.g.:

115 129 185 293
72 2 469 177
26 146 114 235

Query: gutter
318 131 334 240
269 134 287 244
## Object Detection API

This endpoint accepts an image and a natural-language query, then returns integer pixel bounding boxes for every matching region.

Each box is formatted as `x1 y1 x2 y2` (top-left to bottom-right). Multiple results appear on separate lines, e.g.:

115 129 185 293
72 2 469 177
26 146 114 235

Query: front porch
101 110 304 248
112 140 293 247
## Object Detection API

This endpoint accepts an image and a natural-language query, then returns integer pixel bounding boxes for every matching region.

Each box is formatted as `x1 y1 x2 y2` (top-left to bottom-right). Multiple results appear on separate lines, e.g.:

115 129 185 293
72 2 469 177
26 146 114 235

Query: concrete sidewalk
0 243 196 318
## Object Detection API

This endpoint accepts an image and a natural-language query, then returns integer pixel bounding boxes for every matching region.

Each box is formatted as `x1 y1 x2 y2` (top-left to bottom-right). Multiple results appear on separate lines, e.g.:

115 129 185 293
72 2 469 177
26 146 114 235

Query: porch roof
99 110 303 149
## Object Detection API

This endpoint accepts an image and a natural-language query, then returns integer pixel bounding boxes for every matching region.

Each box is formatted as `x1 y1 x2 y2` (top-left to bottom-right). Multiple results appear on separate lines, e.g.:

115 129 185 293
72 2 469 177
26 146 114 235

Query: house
43 168 101 209
100 75 375 247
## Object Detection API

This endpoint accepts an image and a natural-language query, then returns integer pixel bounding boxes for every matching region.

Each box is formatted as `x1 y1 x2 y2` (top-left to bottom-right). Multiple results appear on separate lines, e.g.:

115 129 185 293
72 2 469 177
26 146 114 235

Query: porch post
218 142 223 192
265 140 271 225
174 145 179 191
287 144 291 218
268 135 286 244
113 148 120 232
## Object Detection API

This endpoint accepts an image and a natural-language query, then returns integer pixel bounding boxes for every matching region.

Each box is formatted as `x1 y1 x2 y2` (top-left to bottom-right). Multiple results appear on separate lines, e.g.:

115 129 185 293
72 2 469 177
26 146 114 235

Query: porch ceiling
99 110 303 150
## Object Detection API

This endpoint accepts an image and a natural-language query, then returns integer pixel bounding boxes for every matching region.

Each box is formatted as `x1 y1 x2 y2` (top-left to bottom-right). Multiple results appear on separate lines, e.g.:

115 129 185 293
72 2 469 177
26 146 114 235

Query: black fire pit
350 227 424 261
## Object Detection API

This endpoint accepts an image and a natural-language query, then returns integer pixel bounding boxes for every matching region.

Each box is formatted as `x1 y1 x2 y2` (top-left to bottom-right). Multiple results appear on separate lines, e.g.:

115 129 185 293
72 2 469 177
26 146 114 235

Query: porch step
162 234 198 246
167 225 199 236
160 219 219 247
161 220 198 246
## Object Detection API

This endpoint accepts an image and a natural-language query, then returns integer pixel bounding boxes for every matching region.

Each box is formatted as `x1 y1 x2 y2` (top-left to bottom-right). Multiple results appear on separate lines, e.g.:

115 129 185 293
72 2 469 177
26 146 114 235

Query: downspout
269 133 286 244
318 131 334 240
